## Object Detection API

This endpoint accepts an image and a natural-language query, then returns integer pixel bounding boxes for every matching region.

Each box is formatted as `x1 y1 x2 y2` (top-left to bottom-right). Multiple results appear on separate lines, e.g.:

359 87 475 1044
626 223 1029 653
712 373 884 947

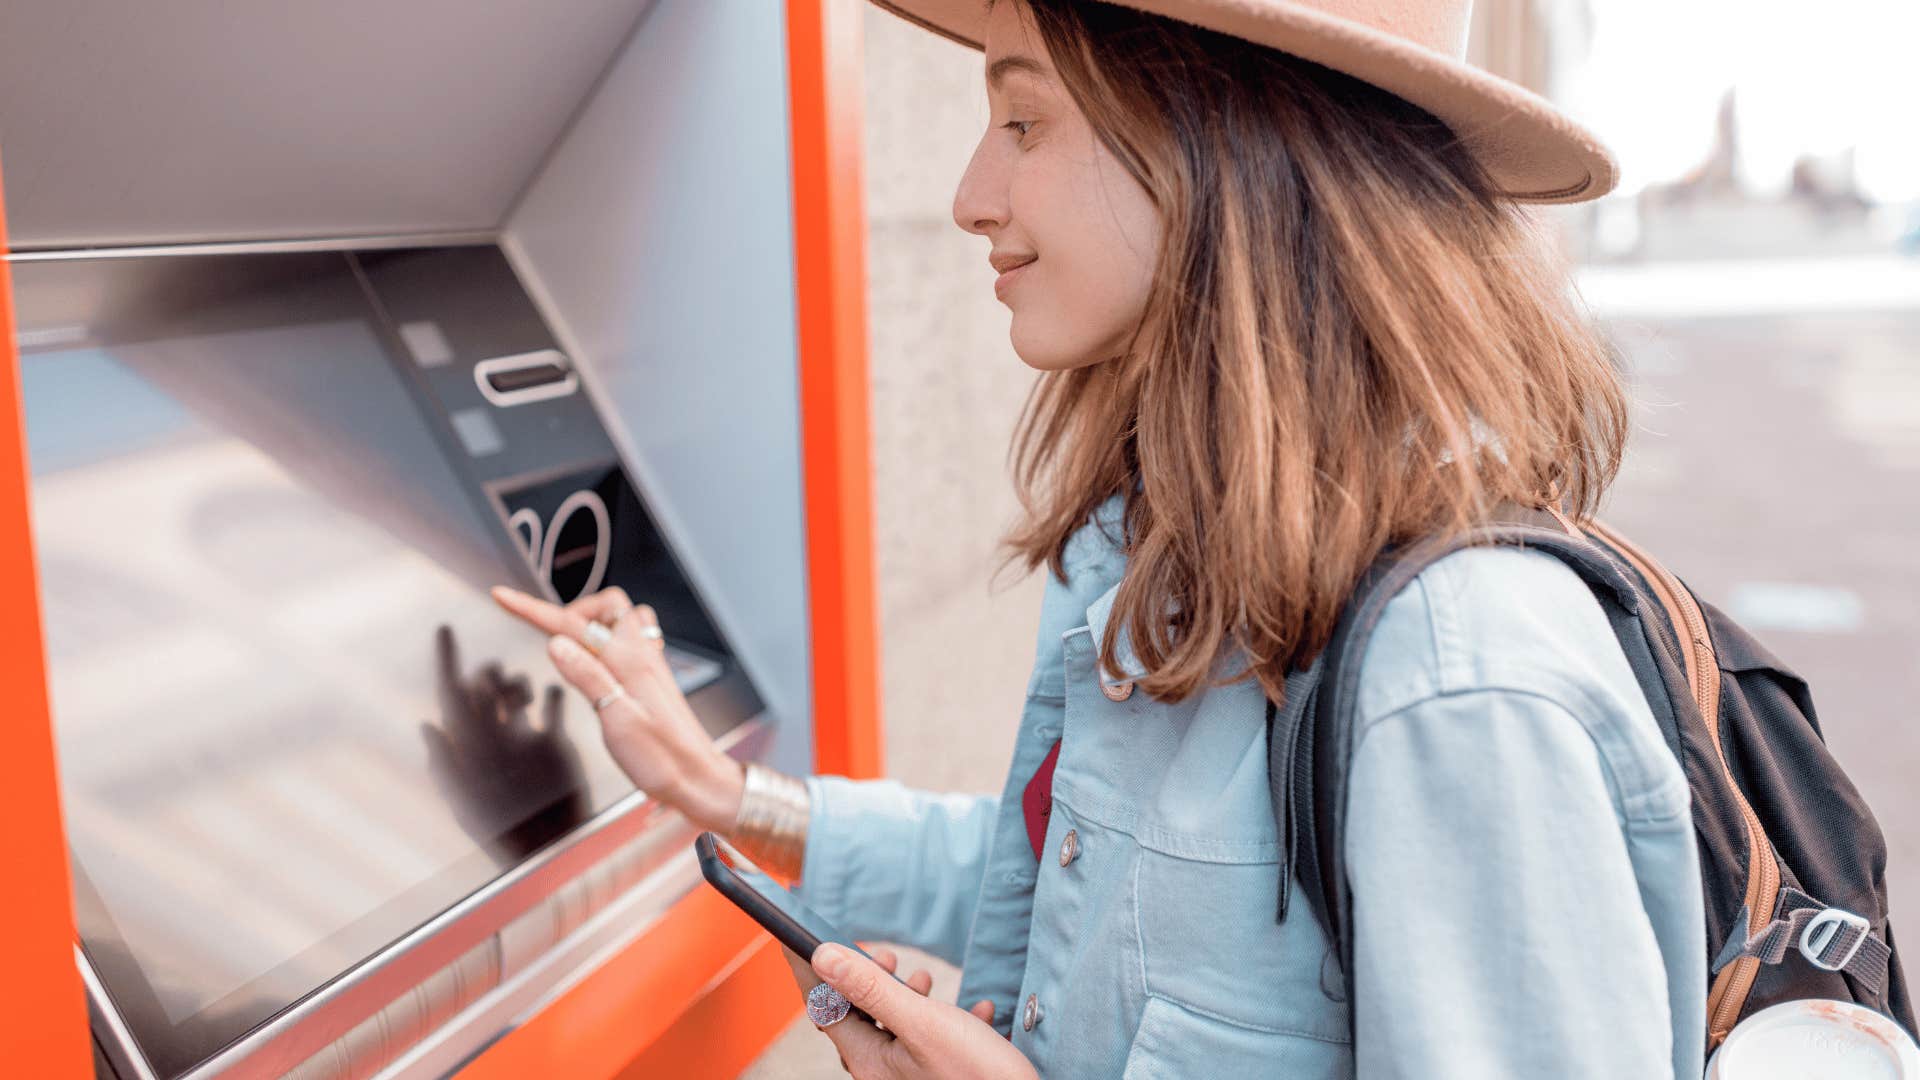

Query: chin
1009 320 1111 372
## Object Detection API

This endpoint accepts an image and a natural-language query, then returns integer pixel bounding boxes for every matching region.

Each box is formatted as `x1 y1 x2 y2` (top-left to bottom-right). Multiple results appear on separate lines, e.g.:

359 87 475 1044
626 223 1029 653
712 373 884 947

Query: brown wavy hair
996 0 1628 705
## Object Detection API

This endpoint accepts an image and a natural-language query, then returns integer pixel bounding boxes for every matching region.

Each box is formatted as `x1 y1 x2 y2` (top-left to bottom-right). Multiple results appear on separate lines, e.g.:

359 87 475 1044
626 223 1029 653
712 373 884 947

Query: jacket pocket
1133 848 1352 1044
1120 994 1354 1080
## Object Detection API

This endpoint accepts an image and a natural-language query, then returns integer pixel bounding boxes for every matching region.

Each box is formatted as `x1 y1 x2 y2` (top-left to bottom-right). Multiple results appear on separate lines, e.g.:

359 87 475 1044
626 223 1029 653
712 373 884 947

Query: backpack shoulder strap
1271 505 1647 984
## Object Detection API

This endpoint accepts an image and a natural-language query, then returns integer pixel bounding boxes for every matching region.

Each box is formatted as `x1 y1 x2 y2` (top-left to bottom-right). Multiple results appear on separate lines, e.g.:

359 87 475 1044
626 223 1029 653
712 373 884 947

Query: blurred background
749 2 1920 1072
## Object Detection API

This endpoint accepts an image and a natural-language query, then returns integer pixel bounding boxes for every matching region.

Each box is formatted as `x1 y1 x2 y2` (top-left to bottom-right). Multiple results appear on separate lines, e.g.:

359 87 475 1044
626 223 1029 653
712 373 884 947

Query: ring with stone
592 686 628 713
806 982 851 1028
581 621 614 654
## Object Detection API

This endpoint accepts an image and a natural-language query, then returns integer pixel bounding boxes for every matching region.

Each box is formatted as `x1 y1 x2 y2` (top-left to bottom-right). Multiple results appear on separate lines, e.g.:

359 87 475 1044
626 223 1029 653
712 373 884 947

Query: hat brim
868 0 1618 204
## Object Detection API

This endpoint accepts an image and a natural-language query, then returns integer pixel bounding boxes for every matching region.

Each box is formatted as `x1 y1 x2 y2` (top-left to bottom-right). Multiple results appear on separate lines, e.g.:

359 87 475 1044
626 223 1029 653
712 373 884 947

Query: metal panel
0 0 655 248
504 0 817 776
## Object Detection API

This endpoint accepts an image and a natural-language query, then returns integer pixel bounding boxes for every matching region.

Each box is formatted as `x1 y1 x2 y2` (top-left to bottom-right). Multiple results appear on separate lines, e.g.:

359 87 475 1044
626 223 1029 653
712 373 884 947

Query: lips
993 255 1036 298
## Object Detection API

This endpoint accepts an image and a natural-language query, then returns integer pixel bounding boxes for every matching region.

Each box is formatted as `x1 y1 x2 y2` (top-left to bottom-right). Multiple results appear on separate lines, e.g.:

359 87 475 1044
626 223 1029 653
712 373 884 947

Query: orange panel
613 939 806 1080
0 157 95 1072
458 887 800 1080
791 0 883 781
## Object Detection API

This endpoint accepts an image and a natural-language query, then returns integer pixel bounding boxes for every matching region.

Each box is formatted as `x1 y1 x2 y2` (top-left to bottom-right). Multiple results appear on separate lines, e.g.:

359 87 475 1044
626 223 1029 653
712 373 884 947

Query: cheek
1006 160 1160 369
1093 157 1162 318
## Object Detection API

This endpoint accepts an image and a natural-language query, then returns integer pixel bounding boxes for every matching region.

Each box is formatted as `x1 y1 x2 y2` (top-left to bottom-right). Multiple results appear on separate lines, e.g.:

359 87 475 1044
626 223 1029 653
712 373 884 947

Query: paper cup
1707 1000 1920 1079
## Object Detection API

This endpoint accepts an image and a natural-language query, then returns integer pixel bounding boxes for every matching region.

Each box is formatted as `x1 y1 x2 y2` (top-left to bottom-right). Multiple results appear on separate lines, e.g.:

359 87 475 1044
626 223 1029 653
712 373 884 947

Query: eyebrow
987 55 1047 90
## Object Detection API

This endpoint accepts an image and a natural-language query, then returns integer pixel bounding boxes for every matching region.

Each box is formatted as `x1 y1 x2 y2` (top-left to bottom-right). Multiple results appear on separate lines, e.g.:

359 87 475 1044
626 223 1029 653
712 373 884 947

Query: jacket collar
1084 580 1148 686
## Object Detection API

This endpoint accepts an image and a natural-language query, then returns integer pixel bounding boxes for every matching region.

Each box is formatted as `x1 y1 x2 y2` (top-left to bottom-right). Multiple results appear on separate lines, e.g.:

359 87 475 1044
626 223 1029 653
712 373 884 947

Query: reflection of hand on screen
421 624 589 864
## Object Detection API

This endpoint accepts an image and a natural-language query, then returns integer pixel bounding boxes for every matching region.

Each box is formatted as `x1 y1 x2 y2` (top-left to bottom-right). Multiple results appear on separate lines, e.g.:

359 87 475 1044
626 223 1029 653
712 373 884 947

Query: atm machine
0 2 879 1077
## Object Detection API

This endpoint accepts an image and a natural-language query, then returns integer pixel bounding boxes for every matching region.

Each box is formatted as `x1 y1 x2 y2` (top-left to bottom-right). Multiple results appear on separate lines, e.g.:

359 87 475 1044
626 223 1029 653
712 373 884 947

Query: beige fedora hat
868 0 1618 203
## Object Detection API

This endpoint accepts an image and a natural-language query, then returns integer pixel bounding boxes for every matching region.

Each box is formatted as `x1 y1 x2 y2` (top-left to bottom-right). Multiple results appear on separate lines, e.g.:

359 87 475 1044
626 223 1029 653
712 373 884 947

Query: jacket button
1058 829 1079 868
1101 680 1134 701
1022 993 1042 1031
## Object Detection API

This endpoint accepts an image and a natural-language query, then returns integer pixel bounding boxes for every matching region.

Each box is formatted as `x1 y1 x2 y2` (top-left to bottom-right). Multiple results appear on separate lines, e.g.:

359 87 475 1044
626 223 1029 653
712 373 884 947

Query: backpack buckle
1800 907 1871 972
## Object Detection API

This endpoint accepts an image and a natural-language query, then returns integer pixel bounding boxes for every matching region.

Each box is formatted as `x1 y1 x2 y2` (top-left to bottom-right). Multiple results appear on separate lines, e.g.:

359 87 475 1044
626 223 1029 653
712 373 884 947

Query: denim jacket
793 495 1706 1078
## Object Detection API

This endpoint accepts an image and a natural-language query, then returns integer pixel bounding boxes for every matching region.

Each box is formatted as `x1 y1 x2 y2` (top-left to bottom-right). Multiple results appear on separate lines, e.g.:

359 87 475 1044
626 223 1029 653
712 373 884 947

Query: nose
952 134 1008 237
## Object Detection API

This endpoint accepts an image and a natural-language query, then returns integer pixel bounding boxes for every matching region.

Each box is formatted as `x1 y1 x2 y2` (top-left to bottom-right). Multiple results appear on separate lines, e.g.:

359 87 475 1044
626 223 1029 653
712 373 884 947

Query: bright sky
1557 0 1920 202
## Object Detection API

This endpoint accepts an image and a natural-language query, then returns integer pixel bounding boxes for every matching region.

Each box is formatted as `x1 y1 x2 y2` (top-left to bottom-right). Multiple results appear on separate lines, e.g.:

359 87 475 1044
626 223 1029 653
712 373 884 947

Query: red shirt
1020 738 1063 861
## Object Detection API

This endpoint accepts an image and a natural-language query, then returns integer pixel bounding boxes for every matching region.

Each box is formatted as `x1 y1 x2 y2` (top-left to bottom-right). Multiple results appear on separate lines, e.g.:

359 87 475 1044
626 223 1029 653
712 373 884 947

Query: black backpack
1266 504 1914 1053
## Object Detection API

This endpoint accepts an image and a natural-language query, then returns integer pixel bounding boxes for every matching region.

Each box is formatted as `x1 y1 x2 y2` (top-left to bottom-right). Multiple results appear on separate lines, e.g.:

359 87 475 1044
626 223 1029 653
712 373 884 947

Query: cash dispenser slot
474 349 578 405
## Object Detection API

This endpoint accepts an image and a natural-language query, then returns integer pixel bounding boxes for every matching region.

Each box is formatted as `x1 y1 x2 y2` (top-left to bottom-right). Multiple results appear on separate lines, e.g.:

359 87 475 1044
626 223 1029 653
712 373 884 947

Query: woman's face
953 1 1163 372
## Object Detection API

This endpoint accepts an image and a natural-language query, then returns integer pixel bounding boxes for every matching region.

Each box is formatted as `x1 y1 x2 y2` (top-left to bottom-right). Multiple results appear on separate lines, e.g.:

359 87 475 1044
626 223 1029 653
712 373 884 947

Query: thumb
812 944 931 1041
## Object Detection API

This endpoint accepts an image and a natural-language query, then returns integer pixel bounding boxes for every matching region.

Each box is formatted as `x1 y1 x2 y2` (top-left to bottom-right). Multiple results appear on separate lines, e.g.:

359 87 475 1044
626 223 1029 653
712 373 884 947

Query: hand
792 943 1035 1080
782 945 997 1074
781 946 996 1027
490 585 743 833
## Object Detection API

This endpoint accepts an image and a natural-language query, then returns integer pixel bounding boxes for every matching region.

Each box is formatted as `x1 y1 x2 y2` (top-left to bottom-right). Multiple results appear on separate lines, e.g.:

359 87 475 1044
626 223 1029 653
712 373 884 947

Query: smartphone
694 831 900 1021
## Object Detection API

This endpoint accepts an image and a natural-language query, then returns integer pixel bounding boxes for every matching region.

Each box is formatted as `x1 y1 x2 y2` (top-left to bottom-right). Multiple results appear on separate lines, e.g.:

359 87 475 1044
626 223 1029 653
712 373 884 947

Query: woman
493 0 1705 1076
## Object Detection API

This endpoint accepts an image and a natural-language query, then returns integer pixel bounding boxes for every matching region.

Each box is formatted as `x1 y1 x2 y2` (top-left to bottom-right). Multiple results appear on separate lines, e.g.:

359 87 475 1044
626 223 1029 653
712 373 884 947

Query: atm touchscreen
12 250 754 1078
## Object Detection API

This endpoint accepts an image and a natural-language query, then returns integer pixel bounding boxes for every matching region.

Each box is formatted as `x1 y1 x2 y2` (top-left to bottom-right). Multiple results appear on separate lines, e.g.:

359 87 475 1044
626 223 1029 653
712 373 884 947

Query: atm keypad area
12 244 763 1079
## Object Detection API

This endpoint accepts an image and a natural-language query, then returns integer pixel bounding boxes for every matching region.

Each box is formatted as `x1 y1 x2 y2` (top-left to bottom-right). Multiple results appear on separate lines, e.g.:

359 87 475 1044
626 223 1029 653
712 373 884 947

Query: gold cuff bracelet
729 762 810 882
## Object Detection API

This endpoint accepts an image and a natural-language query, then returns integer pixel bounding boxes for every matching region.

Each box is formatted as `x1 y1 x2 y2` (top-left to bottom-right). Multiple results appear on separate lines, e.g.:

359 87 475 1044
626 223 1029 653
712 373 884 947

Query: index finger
491 586 588 638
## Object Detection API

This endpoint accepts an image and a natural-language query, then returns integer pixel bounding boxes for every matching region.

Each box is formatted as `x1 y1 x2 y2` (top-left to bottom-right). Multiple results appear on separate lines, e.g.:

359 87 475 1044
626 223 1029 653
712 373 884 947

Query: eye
1001 119 1035 140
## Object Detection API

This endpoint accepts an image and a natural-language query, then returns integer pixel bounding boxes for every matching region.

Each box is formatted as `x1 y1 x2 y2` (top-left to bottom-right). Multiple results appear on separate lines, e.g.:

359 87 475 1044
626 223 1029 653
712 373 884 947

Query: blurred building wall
1468 0 1593 104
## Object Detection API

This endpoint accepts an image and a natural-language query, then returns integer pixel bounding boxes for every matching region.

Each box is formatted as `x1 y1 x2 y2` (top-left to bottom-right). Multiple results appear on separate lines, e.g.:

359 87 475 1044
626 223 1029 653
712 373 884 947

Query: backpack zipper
1582 521 1781 1045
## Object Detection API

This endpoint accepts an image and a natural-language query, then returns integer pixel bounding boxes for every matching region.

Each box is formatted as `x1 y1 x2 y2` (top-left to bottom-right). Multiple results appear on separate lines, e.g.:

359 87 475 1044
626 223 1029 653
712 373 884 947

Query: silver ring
806 982 850 1027
581 621 614 654
592 686 628 712
638 624 663 642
